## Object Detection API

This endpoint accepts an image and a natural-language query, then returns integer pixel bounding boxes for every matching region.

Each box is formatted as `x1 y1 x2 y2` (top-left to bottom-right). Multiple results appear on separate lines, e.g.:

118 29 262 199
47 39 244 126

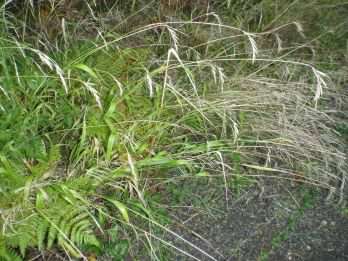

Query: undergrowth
0 0 347 260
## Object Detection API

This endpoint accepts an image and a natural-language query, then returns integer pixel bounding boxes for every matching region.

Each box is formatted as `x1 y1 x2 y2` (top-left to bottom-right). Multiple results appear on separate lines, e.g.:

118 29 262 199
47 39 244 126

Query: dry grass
0 1 346 260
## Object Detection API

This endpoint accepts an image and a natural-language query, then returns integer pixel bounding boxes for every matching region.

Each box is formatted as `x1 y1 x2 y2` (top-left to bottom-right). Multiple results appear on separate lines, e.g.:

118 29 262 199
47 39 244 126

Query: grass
0 0 347 260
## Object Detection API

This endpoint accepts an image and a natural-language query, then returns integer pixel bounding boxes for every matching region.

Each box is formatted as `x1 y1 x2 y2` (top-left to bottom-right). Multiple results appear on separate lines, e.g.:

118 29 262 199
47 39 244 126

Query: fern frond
0 245 22 261
45 210 62 249
57 209 88 246
71 220 94 246
37 217 49 251
5 215 37 257
38 204 99 256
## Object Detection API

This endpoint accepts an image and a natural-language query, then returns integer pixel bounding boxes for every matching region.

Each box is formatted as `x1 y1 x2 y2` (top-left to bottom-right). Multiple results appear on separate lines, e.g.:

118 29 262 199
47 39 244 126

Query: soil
160 180 348 261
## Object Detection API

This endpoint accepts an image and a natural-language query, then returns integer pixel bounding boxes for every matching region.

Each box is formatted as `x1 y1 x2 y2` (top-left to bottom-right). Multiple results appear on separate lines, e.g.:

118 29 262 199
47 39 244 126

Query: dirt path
163 180 348 261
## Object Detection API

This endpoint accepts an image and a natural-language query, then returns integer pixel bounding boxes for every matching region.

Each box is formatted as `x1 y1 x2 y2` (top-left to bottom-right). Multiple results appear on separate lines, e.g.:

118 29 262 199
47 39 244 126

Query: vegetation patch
0 0 347 260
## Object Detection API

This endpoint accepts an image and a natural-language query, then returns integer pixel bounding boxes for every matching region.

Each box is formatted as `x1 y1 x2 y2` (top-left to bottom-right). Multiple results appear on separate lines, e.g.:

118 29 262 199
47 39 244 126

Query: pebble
320 220 328 226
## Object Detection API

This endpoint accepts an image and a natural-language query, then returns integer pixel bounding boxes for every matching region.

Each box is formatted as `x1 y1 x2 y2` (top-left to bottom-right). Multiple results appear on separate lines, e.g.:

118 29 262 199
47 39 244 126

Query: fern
1 198 100 259
0 238 22 261
0 142 100 258
37 204 100 257
0 248 22 261
37 218 50 251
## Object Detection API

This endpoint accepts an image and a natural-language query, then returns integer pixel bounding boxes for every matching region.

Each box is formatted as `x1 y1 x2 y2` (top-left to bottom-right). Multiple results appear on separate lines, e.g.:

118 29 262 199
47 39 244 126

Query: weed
0 0 347 260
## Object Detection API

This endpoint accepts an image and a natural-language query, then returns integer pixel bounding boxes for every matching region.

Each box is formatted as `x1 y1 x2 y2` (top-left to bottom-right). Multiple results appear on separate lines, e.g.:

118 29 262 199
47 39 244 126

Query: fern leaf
60 240 81 258
57 209 87 246
37 218 49 251
70 220 92 246
0 247 22 261
18 232 31 257
45 213 61 249
81 234 100 248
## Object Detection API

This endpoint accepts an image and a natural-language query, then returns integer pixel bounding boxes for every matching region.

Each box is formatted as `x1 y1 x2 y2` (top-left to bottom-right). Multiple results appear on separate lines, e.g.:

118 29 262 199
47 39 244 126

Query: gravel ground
161 180 348 261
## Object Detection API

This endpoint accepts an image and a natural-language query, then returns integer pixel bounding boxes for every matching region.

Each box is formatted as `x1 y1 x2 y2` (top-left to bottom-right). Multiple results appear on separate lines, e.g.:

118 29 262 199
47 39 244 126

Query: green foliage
336 123 348 142
342 208 348 218
0 171 100 258
0 33 199 257
0 0 347 259
0 241 22 261
102 226 130 261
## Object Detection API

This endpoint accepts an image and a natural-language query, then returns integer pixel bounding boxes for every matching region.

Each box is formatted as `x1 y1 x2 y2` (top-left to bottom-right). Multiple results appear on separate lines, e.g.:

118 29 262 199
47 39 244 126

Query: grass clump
0 1 347 260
